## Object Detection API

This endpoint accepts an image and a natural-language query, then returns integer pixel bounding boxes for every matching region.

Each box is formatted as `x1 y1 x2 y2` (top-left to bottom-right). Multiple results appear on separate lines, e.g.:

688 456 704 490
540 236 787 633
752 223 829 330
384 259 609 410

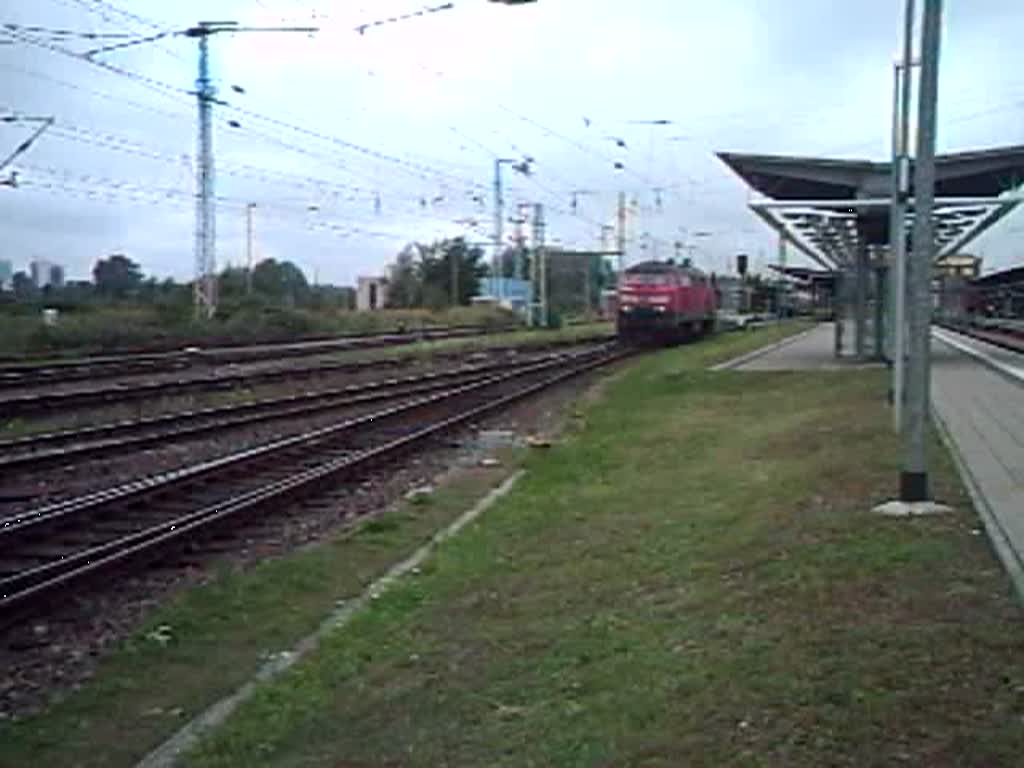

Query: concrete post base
873 499 953 517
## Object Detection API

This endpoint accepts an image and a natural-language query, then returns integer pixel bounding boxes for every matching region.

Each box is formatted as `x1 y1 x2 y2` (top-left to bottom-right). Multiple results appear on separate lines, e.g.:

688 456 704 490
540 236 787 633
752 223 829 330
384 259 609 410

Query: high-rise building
49 264 65 288
0 259 12 291
30 259 65 289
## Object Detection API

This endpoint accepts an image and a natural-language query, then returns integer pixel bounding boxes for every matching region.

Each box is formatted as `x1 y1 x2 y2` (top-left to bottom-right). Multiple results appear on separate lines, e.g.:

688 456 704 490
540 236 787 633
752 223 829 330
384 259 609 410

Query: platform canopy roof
717 145 1024 271
767 264 836 284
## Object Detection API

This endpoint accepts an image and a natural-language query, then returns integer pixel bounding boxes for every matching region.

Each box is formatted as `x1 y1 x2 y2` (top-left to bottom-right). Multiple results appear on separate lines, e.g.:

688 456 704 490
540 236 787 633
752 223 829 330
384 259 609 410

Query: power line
1 23 137 40
29 113 488 224
14 164 451 242
1 25 192 101
0 113 55 175
2 21 497 194
353 2 455 35
68 0 188 62
82 30 176 58
0 60 193 124
224 101 484 190
5 4 680 268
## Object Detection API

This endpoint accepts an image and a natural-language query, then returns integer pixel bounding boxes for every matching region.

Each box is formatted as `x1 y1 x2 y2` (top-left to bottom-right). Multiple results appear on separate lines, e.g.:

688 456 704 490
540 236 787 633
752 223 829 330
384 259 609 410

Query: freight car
616 260 718 344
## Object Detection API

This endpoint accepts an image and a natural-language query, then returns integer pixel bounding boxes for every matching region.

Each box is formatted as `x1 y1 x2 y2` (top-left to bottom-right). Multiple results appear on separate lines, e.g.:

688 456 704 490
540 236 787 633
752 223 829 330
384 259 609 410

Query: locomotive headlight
654 305 666 313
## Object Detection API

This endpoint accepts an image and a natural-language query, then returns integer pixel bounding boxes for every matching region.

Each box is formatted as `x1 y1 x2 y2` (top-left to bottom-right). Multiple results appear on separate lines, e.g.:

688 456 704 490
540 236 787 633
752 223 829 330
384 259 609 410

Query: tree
93 254 143 298
251 259 310 305
218 266 249 299
545 250 614 315
387 244 422 309
498 244 529 279
12 271 36 301
384 237 487 310
418 237 487 309
308 284 355 311
137 277 160 303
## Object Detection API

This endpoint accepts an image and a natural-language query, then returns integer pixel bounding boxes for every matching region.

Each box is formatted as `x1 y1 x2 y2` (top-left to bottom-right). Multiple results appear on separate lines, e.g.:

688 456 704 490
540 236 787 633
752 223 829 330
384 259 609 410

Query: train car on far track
616 260 718 344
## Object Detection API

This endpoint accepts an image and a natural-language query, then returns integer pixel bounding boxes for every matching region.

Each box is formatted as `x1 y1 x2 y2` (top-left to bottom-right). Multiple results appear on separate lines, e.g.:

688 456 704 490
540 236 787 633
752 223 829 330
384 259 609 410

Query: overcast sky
1 0 1022 285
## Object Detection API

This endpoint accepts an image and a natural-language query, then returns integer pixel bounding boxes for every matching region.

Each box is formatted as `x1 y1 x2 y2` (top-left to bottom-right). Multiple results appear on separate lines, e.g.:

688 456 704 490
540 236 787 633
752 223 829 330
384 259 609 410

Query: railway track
935 321 1024 355
0 324 520 392
0 343 626 621
0 335 614 419
0 345 607 474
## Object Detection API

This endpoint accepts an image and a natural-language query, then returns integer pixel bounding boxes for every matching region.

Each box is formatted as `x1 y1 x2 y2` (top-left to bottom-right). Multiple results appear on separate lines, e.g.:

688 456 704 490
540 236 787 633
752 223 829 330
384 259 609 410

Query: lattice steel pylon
184 21 317 319
191 25 217 319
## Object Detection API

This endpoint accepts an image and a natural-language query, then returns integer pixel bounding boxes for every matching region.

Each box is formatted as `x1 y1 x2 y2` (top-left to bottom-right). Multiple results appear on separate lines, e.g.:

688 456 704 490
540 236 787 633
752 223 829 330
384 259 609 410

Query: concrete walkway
732 321 1024 596
734 322 881 371
931 331 1024 593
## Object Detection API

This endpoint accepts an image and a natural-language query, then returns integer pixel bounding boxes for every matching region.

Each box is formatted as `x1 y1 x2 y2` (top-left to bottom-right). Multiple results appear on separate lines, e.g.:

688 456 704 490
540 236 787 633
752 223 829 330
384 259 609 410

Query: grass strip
182 328 1024 768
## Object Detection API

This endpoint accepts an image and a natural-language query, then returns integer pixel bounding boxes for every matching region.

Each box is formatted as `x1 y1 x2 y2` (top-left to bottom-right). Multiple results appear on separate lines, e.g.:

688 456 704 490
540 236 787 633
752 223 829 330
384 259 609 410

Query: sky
1 0 1022 285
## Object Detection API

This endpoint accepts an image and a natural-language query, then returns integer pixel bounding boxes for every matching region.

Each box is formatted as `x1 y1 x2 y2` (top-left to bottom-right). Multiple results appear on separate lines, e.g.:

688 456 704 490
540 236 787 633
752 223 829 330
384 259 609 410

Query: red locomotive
616 260 717 344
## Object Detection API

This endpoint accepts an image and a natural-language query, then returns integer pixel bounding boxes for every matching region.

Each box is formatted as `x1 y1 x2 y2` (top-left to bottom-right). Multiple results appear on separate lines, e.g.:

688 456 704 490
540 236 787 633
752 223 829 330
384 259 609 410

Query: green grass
0 464 518 768
169 325 1023 768
328 320 615 364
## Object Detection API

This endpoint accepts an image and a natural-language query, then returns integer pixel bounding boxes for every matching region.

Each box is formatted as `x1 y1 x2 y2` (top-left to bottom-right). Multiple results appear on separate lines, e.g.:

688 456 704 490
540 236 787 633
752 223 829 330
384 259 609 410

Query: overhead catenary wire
2 26 495 195
13 149 484 235
5 11 681 220
0 114 55 174
14 167 454 243
67 0 188 63
14 109 491 224
0 49 697 254
1 25 192 101
0 60 194 125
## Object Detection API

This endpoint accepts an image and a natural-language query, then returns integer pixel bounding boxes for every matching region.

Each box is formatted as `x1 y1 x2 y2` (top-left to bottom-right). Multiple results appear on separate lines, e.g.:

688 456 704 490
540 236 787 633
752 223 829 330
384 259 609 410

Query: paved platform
931 330 1024 592
734 323 883 371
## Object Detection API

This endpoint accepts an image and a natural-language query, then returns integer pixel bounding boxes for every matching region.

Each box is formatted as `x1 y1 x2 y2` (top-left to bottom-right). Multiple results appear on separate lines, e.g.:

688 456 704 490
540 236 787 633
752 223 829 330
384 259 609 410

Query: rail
0 335 615 419
0 345 607 473
0 344 628 620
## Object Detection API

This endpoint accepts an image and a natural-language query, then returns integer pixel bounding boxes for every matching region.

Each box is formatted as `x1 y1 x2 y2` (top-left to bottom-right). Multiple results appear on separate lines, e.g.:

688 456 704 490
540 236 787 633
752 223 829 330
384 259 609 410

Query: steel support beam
855 236 868 359
749 205 836 270
901 0 942 503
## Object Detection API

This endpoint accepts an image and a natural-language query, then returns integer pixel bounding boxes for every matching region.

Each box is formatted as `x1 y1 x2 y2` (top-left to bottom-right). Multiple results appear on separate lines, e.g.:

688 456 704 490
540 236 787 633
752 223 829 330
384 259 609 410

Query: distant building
0 259 11 291
356 276 389 311
714 275 745 313
476 277 532 313
30 259 65 289
935 252 981 279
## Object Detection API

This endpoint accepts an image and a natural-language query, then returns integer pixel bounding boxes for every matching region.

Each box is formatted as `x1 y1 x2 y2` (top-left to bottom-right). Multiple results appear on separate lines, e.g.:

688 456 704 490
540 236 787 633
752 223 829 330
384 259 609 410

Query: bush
0 302 524 359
